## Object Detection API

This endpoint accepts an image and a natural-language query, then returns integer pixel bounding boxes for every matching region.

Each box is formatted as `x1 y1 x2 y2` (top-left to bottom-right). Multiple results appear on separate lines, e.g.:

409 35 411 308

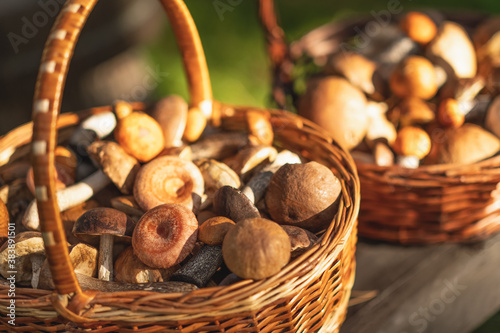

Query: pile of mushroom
1 96 343 291
299 11 500 168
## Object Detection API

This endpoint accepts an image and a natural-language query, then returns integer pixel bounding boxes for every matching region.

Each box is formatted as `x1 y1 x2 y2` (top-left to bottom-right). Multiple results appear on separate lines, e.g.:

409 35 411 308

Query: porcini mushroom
265 161 342 232
73 207 135 281
298 76 368 150
198 216 236 246
280 225 319 258
389 56 438 100
114 246 177 284
38 242 98 289
196 159 240 210
151 95 188 148
399 12 437 45
0 232 46 287
23 170 111 231
132 204 198 268
433 123 500 165
133 156 204 212
392 126 431 168
222 218 291 280
87 141 140 195
213 186 261 222
427 21 477 79
114 100 165 163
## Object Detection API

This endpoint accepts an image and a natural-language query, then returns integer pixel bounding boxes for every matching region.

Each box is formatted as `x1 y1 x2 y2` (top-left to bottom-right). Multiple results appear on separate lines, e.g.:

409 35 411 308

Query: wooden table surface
341 232 500 333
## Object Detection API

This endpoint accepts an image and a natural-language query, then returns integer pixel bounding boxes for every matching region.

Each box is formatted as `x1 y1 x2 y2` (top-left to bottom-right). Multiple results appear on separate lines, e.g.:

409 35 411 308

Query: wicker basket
259 1 500 244
0 0 359 331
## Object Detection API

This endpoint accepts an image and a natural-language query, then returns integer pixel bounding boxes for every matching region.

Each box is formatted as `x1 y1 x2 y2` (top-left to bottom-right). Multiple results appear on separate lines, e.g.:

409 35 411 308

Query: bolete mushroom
73 207 135 281
114 100 165 163
38 242 98 289
23 170 111 231
389 56 438 100
87 141 140 195
427 21 477 79
114 246 177 284
265 161 342 232
213 186 261 222
151 95 188 149
433 123 500 165
198 216 236 246
392 126 431 168
223 145 277 179
298 76 368 150
399 11 437 45
222 218 291 280
280 225 319 258
196 159 240 210
132 204 198 269
133 156 204 212
438 98 464 128
0 232 46 287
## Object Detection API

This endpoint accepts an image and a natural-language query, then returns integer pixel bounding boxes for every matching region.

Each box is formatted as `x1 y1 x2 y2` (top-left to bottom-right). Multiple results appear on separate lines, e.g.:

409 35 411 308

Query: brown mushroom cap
61 200 100 245
298 76 368 150
134 156 204 212
213 186 261 222
73 207 135 238
392 97 435 127
151 95 188 148
389 56 437 100
132 204 198 268
265 162 342 232
392 126 432 159
438 98 464 128
87 141 140 195
280 225 319 257
434 123 500 165
399 12 437 45
222 218 291 280
114 111 165 163
199 216 236 246
115 246 177 283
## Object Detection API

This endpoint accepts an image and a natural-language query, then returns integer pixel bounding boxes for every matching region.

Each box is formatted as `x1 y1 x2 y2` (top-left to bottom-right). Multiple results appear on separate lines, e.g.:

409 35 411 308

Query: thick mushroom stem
98 234 114 281
30 254 45 289
397 155 420 169
241 150 301 204
69 112 117 157
23 170 111 231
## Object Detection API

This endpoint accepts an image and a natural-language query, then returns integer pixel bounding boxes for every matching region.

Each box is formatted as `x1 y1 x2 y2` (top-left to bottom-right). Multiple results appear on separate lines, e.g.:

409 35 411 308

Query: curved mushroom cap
392 126 431 159
434 124 500 165
196 159 241 207
73 207 135 238
325 52 381 95
0 232 45 284
134 156 204 212
222 218 291 280
485 95 500 139
151 95 188 149
393 97 435 127
427 21 477 79
199 216 236 246
26 163 74 196
280 225 319 257
389 56 437 100
132 204 198 269
213 186 260 222
115 246 177 283
265 162 342 232
298 76 368 150
438 98 464 128
114 111 165 163
399 12 437 45
224 145 278 178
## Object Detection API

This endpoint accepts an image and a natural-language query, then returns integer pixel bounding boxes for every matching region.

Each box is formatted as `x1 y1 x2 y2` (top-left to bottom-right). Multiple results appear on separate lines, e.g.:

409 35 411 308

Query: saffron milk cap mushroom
134 156 204 212
132 204 198 269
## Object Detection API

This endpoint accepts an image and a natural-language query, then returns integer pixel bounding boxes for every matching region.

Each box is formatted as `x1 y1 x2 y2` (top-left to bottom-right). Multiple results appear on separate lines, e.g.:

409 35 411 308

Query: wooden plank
341 232 500 333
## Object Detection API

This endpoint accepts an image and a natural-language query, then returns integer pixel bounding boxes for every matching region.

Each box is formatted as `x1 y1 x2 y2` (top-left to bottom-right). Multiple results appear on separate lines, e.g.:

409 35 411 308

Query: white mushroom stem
374 142 394 167
456 77 486 116
241 150 301 204
70 112 117 144
30 254 45 289
397 155 420 169
98 234 114 281
23 170 111 231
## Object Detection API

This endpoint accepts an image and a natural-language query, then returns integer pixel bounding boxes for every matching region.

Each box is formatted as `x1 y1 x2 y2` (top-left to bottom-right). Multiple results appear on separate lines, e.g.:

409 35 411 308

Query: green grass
144 1 500 331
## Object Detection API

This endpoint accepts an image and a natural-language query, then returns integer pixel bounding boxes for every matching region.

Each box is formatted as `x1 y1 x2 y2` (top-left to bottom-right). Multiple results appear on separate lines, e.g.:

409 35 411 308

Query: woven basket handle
258 0 293 110
31 0 211 315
